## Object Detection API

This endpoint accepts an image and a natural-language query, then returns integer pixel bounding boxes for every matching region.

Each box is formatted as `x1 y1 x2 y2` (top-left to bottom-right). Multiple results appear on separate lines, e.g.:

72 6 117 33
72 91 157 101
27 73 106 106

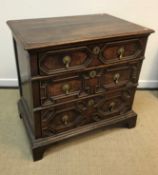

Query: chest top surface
7 13 154 50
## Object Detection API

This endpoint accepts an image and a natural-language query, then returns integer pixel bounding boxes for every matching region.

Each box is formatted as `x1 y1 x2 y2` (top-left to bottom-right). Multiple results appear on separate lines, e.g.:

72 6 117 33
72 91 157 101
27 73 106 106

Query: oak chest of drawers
7 14 154 161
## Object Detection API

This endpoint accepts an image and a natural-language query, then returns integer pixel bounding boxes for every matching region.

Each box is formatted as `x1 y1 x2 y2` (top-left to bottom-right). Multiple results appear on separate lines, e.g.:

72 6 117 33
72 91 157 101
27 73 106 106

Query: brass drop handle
109 102 115 112
118 47 125 59
63 55 71 68
62 83 70 95
62 115 69 125
113 73 120 84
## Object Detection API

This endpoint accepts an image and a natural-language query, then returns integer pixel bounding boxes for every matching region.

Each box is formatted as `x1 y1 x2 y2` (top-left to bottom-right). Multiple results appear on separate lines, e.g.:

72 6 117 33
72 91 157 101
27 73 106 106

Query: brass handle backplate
109 102 115 112
89 70 97 78
62 115 69 125
93 46 100 55
63 55 71 68
113 73 120 84
118 47 125 59
88 99 95 107
62 83 70 95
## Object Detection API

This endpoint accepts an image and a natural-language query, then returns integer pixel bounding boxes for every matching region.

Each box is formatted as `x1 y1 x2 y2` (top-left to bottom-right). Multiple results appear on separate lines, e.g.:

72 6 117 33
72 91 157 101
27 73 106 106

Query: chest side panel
15 40 34 130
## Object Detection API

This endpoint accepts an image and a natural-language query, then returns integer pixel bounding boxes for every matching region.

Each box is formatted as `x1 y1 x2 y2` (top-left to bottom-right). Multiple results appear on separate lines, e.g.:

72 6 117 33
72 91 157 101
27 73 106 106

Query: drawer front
41 107 86 136
96 89 134 118
40 75 82 106
103 62 141 89
101 39 144 63
41 88 135 137
39 62 141 106
39 47 92 75
38 38 146 76
40 73 105 106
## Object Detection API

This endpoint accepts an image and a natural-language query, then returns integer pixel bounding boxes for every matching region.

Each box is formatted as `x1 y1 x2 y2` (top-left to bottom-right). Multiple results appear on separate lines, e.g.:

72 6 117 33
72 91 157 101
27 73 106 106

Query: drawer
103 62 141 89
100 39 144 64
38 38 146 76
41 106 86 136
96 88 135 119
41 88 135 137
39 62 141 106
39 46 92 75
40 75 82 106
39 71 106 106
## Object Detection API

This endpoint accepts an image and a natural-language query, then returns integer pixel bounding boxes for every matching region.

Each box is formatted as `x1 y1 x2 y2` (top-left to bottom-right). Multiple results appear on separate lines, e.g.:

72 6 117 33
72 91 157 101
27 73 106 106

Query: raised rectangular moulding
7 13 154 161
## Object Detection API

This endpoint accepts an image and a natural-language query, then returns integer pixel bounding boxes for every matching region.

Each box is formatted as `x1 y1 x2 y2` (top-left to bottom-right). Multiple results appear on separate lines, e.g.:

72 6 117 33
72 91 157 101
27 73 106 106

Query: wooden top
7 14 154 50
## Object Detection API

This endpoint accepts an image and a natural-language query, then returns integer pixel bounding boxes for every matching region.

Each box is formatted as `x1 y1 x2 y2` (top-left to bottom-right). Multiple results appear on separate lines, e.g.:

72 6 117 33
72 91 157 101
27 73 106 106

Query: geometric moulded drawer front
39 46 92 75
40 75 82 106
101 39 144 63
39 38 145 76
39 62 141 106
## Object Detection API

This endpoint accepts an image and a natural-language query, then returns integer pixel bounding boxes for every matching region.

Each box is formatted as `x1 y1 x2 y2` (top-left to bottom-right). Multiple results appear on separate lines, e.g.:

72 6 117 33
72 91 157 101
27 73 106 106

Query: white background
0 0 158 88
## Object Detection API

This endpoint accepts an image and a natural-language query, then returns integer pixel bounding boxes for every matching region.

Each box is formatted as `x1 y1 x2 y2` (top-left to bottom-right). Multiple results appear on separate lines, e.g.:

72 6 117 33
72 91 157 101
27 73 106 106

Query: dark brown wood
38 38 146 76
7 14 154 161
7 14 154 50
32 147 45 161
18 96 138 161
40 87 136 137
126 115 137 128
13 38 22 97
30 54 39 76
38 61 141 107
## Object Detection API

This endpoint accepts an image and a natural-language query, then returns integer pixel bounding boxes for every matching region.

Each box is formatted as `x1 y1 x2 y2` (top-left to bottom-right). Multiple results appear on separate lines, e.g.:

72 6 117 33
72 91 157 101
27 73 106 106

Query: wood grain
7 14 154 50
8 14 154 161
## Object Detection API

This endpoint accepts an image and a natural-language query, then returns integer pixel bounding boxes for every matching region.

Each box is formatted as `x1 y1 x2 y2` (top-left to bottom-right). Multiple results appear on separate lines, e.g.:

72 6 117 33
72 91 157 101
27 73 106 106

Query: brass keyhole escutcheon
113 73 120 84
109 102 115 112
89 70 97 78
118 47 125 59
63 55 71 68
88 99 95 107
62 83 70 95
62 115 69 125
93 46 100 55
